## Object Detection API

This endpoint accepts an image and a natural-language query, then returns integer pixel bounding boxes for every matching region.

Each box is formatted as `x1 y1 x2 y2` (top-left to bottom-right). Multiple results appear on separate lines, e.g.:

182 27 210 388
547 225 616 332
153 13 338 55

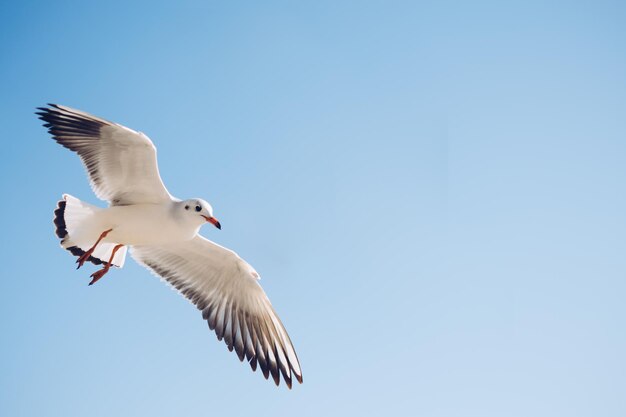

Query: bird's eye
195 205 201 212
184 205 189 210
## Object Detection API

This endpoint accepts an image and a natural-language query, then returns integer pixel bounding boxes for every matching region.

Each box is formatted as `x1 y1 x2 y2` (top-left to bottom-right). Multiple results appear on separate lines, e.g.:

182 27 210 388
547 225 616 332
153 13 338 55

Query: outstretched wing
37 104 172 205
131 235 303 388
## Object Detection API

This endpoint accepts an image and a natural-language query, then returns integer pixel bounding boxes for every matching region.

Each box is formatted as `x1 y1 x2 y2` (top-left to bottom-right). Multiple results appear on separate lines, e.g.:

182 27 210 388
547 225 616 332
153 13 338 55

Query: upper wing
131 235 303 388
37 104 172 205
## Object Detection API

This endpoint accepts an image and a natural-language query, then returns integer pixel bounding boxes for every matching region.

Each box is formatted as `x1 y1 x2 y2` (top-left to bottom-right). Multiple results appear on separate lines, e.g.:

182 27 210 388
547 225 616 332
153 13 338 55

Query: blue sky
1 1 626 416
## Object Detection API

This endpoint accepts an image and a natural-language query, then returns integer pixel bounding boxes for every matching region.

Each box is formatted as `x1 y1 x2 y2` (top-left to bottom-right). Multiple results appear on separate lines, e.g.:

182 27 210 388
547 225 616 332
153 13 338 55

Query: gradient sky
1 1 626 416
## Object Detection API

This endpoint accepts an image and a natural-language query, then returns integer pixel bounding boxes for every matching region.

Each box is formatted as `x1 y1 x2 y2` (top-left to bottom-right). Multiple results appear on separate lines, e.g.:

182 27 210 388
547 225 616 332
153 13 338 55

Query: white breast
99 204 199 246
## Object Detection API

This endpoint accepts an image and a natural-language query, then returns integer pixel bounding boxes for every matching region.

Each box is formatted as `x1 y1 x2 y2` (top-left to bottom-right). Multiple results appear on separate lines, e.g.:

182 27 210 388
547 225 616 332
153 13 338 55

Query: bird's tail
53 194 127 267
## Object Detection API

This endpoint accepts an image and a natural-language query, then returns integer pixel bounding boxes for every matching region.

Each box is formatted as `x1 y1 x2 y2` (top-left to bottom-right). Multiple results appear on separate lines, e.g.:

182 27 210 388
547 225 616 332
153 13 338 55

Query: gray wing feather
131 235 303 388
37 104 172 205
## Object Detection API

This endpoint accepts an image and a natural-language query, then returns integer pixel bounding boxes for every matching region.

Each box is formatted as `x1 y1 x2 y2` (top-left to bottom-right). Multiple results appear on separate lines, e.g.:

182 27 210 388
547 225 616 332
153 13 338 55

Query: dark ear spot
185 205 189 210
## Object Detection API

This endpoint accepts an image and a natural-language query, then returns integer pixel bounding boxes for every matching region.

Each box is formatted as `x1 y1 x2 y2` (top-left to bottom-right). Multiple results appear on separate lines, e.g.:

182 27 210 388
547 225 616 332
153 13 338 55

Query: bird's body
86 202 201 246
37 104 302 388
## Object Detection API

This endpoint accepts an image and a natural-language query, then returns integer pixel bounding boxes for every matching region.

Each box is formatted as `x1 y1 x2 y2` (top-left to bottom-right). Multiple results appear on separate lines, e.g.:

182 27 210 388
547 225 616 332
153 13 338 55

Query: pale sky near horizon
1 1 626 416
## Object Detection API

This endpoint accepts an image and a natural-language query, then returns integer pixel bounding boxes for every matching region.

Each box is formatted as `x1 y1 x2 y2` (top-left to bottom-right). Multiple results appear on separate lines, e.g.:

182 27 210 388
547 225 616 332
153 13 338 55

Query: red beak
201 215 221 229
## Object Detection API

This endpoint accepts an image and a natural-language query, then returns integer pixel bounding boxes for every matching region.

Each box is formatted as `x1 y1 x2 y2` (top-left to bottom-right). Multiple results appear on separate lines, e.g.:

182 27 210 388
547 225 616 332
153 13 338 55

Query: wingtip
271 369 280 386
35 107 50 119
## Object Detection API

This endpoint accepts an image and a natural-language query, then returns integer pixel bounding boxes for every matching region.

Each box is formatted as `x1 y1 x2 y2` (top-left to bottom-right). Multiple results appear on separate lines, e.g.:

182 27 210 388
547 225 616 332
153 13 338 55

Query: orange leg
76 228 113 269
88 244 124 286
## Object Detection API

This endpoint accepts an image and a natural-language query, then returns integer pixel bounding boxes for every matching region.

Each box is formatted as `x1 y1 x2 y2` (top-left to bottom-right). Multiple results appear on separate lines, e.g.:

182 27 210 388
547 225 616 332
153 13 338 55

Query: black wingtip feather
54 200 68 238
249 357 258 372
37 105 104 143
270 365 280 386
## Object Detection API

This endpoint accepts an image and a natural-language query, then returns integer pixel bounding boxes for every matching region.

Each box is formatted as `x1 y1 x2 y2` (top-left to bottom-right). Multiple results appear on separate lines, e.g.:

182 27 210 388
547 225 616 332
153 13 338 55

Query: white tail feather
54 194 127 267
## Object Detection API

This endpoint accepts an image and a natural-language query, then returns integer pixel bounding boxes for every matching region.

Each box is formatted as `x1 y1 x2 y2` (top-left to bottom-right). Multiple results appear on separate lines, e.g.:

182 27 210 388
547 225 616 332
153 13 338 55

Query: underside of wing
37 104 172 205
131 236 303 388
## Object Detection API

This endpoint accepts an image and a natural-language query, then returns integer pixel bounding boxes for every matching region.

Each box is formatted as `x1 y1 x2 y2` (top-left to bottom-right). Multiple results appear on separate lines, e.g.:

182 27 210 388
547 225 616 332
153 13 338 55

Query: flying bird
36 104 302 388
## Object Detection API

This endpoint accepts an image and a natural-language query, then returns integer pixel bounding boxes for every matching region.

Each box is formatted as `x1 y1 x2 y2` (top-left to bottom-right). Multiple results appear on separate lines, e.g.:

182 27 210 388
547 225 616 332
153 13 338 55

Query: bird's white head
180 198 221 229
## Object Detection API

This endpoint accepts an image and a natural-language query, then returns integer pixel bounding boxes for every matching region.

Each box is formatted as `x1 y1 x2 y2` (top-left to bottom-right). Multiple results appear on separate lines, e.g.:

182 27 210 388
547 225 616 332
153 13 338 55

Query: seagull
36 104 302 388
